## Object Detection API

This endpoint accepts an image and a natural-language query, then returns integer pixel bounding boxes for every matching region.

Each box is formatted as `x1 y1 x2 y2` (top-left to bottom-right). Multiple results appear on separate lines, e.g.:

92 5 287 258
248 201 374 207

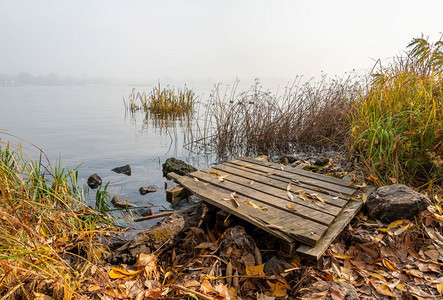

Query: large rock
87 173 102 189
111 165 131 176
139 185 158 195
365 184 431 223
111 196 136 208
162 158 197 176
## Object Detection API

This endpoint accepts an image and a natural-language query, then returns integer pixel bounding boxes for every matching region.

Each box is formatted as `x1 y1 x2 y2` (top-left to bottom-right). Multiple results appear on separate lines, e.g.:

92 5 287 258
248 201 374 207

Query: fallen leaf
195 242 215 249
245 264 265 277
88 285 101 292
246 200 267 211
200 279 217 295
287 202 296 211
374 284 394 297
387 219 404 231
361 193 367 203
267 280 289 298
394 223 411 236
382 259 397 271
313 187 330 195
249 180 254 185
241 164 251 167
332 253 353 260
287 191 294 202
286 182 292 192
109 267 141 279
33 293 54 300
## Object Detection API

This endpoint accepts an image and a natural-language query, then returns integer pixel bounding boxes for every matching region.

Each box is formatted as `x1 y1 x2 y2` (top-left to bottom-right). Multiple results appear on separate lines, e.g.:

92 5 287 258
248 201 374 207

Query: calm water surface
0 85 213 231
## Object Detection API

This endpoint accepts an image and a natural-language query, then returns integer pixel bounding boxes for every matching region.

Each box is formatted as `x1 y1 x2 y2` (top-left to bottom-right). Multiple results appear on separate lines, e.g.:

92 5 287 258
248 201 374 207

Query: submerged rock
365 184 430 223
111 196 136 208
111 165 131 176
87 173 102 189
139 185 158 195
162 158 197 176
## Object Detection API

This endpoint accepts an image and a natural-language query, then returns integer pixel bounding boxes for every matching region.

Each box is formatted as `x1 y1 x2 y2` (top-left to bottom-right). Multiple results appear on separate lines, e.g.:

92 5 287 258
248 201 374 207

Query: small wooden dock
169 157 372 259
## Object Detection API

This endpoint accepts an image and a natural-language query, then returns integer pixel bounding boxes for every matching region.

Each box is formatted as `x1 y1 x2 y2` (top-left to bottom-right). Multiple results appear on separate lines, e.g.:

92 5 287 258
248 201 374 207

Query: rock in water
365 184 430 223
139 185 158 195
112 165 131 176
87 173 102 189
162 158 197 176
111 196 136 208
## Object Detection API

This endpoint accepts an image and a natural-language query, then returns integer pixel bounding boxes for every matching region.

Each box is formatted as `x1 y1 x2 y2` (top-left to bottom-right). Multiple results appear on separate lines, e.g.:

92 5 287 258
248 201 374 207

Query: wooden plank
202 166 341 216
169 172 326 246
212 163 348 208
230 158 357 196
189 170 336 226
296 187 375 259
238 157 355 188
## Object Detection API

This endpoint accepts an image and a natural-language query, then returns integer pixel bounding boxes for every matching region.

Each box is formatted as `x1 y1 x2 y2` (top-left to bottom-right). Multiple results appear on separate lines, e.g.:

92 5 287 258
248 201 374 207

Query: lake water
0 85 215 231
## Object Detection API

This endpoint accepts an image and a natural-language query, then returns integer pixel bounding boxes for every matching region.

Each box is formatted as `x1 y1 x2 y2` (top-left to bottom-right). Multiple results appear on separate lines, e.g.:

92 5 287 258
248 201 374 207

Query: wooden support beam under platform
168 157 374 260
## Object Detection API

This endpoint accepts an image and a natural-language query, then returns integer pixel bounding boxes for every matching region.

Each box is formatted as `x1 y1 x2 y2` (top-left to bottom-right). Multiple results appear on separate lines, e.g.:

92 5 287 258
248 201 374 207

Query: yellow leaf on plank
210 171 221 176
245 264 265 277
287 202 295 211
298 193 309 201
246 200 267 211
313 187 330 195
241 164 251 167
361 193 367 203
437 282 443 294
286 182 292 192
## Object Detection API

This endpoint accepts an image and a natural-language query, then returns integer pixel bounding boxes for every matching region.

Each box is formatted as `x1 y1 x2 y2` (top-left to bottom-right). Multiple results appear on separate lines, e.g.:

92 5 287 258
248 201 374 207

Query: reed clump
0 142 116 299
197 77 360 159
349 36 443 187
128 83 195 120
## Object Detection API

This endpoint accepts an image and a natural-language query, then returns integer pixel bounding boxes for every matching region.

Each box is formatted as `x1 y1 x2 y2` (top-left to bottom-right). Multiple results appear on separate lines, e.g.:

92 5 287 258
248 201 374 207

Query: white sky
1 0 442 84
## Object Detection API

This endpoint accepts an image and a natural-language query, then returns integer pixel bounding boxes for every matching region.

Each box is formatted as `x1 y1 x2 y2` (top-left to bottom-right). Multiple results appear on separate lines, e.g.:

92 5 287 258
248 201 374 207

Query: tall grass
350 36 443 187
0 142 115 298
195 77 360 159
128 82 195 120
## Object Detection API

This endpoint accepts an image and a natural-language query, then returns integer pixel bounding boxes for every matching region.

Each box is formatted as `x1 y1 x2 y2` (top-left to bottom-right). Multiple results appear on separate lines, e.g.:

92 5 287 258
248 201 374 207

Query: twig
134 211 174 222
171 284 214 300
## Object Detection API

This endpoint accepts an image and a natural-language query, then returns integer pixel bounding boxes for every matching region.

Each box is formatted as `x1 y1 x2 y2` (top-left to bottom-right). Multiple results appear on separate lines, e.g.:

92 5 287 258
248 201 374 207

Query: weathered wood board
169 157 373 259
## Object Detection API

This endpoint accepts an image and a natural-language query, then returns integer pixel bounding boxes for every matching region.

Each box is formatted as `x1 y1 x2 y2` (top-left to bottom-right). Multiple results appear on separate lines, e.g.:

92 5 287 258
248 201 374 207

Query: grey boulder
162 158 197 176
87 173 102 189
112 165 131 176
365 184 430 223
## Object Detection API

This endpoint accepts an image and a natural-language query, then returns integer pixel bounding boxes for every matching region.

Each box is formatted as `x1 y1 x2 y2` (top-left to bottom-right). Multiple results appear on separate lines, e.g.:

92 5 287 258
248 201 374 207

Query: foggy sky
1 0 442 84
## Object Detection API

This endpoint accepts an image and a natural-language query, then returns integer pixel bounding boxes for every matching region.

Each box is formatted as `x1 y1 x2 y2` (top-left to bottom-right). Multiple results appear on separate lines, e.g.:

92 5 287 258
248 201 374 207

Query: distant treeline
0 72 116 86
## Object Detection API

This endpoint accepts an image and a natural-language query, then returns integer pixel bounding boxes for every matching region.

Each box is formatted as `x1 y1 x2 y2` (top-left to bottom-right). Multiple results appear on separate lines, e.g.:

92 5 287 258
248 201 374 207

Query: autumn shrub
0 141 115 299
349 36 443 187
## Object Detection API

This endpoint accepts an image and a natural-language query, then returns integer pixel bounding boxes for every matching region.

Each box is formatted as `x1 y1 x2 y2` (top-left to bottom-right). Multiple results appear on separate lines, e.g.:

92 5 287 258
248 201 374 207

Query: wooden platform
169 157 373 259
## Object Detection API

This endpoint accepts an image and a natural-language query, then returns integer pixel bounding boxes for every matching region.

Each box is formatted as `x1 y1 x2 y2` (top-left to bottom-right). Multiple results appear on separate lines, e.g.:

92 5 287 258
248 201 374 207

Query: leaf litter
78 160 443 300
